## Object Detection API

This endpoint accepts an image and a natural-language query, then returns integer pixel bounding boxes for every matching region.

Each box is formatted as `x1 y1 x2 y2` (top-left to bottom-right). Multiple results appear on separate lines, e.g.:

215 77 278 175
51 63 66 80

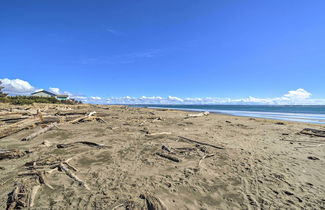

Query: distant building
56 94 69 101
31 90 69 100
31 90 57 97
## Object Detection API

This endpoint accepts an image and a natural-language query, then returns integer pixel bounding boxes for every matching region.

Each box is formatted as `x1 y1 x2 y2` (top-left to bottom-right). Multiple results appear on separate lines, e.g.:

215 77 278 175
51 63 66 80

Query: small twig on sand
198 154 214 167
178 136 225 150
161 145 173 153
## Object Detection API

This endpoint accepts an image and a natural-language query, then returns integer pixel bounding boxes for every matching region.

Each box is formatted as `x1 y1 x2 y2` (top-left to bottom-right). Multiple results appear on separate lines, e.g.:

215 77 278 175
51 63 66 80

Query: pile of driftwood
6 155 92 209
6 183 29 210
0 108 107 140
0 108 111 209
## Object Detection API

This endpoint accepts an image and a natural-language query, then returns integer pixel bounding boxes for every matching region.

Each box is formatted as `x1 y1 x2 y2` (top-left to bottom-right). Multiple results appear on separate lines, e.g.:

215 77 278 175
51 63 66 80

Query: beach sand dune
0 104 324 209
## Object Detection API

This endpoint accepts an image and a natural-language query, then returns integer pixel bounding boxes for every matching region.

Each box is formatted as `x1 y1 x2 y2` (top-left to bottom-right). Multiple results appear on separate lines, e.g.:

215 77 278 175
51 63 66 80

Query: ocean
132 105 325 124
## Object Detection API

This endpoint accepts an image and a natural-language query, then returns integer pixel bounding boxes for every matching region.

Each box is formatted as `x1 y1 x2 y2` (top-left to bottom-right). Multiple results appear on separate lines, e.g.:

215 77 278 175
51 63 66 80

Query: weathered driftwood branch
156 152 181 162
69 111 106 124
57 141 107 149
300 128 325 137
21 122 58 141
198 154 214 166
55 110 88 116
140 194 167 210
37 171 54 189
29 185 40 208
88 111 96 117
280 139 324 144
59 163 90 190
186 111 209 118
146 132 171 137
178 136 225 150
64 161 78 172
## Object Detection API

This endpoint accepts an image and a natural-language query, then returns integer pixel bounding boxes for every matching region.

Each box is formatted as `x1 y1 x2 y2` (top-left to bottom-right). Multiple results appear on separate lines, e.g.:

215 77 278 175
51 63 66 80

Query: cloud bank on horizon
1 78 325 105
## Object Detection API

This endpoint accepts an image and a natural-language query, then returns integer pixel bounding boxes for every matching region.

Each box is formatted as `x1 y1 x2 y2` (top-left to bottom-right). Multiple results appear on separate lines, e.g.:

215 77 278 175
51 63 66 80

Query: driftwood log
156 152 181 162
0 118 39 139
21 122 58 141
0 115 29 124
0 149 27 160
178 136 225 150
146 132 171 137
57 141 107 149
55 111 88 116
186 111 209 118
29 185 40 208
300 128 325 137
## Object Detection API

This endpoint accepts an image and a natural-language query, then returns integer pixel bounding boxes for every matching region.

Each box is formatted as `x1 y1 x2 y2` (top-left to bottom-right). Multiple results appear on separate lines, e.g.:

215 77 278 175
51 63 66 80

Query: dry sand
0 104 324 209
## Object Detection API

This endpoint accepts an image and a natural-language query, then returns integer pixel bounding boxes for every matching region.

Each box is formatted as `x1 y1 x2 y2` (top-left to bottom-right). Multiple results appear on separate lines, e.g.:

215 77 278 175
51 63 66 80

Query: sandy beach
0 103 324 209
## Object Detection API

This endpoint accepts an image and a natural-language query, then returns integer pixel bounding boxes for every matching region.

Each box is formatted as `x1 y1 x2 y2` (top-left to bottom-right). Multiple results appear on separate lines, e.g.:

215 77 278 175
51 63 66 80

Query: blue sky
1 0 325 104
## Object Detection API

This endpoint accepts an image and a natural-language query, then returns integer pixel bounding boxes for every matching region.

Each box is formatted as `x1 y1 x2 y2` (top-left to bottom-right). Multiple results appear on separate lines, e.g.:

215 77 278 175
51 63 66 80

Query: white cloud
49 87 61 94
283 88 311 100
167 96 184 102
0 78 35 94
104 89 325 105
90 96 102 100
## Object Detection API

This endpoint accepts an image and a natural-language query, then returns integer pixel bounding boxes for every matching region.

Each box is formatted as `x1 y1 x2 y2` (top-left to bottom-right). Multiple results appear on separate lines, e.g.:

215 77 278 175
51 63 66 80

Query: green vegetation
0 82 81 105
0 96 82 105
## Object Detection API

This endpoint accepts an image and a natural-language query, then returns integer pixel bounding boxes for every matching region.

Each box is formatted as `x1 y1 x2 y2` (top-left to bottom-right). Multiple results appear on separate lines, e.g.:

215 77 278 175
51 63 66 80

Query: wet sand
0 104 324 209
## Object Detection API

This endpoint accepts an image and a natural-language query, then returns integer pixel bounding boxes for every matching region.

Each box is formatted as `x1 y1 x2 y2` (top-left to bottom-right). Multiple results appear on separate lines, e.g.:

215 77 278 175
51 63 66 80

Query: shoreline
133 105 325 124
